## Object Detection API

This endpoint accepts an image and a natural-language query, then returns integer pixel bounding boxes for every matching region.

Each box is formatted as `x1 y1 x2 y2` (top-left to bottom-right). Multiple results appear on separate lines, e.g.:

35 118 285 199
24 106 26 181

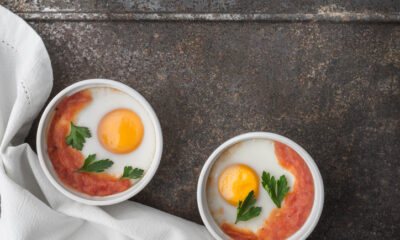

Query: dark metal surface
3 0 400 14
2 0 400 22
2 1 400 239
12 12 400 23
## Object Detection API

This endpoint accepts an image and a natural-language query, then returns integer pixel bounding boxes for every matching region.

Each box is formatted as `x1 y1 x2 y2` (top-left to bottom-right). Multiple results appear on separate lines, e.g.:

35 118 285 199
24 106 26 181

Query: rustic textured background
2 0 400 239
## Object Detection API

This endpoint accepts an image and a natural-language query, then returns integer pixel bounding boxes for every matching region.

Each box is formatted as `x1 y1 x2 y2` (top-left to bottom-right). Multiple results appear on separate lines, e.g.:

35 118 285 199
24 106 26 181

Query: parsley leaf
119 166 144 180
76 154 113 173
235 190 262 224
65 122 91 150
262 171 290 208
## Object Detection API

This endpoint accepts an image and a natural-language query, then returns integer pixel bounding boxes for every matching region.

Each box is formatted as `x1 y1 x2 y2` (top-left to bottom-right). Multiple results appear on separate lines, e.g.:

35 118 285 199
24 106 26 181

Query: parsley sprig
66 122 91 150
235 190 262 224
119 166 144 181
262 171 290 208
76 154 113 173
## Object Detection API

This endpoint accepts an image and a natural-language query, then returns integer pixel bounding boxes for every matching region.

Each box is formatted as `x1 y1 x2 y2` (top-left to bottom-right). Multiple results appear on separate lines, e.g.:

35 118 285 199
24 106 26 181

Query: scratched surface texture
2 0 400 13
2 0 400 239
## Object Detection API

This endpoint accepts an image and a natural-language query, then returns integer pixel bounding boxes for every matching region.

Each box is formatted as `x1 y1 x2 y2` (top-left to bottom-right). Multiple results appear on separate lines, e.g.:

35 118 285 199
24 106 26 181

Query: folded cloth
0 6 212 240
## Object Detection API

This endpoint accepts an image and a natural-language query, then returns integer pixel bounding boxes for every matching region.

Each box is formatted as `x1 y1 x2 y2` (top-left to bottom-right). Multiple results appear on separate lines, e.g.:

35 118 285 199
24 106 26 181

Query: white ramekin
36 79 163 205
197 132 324 240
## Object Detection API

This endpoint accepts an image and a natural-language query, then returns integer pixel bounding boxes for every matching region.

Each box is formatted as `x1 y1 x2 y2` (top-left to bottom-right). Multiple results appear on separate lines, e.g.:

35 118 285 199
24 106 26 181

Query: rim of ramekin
197 132 324 240
36 79 163 205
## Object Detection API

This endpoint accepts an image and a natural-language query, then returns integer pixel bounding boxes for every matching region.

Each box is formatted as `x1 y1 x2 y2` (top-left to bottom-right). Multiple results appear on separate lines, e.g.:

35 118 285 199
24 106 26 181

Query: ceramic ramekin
197 132 324 240
36 79 163 205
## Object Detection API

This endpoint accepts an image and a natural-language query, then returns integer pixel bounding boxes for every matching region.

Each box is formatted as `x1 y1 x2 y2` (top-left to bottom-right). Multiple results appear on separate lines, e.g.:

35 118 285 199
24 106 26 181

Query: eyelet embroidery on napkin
1 39 17 53
20 81 31 105
1 39 31 105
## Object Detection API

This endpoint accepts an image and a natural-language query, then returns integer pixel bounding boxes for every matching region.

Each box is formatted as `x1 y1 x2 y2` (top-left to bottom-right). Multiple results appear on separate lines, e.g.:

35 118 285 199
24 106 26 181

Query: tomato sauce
47 90 130 196
222 141 314 240
221 223 258 240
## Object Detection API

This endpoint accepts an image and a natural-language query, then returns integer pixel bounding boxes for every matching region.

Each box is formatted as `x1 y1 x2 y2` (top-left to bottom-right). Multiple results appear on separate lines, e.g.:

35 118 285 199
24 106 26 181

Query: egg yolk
98 109 144 154
218 164 259 206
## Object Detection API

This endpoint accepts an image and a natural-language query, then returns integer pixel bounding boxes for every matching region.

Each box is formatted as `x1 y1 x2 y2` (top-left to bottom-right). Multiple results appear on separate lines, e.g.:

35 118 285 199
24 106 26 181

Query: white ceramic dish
197 132 324 240
36 79 163 205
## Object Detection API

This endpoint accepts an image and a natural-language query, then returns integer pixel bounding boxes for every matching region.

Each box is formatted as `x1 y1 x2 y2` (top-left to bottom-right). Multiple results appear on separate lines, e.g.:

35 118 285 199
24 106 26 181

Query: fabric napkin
0 6 212 240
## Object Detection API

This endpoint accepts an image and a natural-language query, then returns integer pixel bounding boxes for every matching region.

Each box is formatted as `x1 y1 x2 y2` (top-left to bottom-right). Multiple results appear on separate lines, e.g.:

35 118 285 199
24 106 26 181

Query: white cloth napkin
0 6 212 240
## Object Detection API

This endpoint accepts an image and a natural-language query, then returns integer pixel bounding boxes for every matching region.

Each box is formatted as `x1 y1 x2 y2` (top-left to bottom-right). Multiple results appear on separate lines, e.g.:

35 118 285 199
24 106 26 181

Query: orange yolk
218 164 259 206
98 108 144 154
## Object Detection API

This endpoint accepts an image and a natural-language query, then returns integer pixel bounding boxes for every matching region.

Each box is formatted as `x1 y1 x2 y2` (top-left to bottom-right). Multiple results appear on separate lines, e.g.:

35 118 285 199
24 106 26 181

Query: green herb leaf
65 122 91 150
262 171 290 208
119 166 144 180
76 154 113 173
235 190 262 224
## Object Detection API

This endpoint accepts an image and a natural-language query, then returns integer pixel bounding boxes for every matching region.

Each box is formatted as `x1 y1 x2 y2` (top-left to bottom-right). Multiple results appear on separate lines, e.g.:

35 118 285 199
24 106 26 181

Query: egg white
206 139 295 233
75 87 156 185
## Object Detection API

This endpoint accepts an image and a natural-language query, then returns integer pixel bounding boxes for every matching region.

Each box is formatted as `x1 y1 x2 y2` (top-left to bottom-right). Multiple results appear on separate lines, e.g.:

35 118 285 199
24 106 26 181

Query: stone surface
3 0 400 14
2 0 399 239
21 21 400 239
